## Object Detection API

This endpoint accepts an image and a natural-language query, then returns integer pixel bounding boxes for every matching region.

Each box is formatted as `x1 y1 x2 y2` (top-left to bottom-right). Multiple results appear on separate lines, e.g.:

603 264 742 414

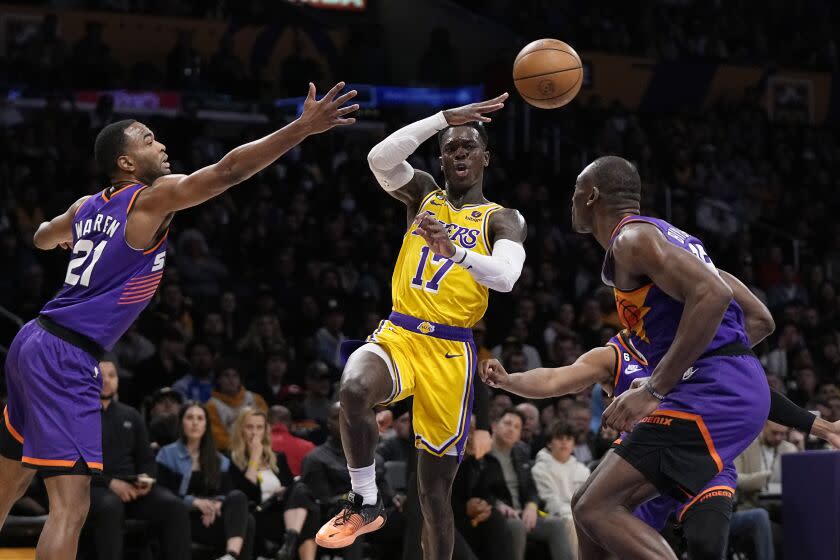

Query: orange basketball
513 39 583 109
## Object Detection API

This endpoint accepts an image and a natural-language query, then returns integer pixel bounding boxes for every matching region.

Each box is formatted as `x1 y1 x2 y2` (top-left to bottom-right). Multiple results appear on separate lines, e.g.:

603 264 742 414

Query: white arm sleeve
367 112 449 191
451 239 525 293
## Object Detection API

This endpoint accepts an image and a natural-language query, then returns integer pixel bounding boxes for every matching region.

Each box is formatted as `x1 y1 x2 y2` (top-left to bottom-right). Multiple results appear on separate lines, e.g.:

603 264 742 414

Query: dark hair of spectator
588 155 641 206
437 122 489 150
94 119 136 178
178 402 222 492
547 420 576 441
499 407 526 427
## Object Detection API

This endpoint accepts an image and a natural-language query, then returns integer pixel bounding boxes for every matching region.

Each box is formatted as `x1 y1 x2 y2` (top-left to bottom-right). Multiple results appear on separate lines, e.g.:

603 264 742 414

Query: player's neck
444 182 485 208
593 210 637 249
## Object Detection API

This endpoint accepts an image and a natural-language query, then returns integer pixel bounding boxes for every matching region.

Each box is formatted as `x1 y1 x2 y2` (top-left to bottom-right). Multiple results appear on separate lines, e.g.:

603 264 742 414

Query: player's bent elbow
32 226 51 250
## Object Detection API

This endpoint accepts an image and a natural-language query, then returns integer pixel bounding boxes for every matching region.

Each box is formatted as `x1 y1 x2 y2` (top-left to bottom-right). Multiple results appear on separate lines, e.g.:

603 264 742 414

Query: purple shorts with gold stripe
1 320 103 474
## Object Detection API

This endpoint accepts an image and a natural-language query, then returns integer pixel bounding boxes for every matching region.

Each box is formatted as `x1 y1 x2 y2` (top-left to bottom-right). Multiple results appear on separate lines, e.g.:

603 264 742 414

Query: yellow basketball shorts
367 312 477 459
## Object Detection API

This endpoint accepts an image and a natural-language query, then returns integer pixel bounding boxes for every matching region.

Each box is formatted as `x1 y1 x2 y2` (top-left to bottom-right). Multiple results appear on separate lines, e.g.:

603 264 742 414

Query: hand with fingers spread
413 212 456 258
298 81 360 134
442 92 509 126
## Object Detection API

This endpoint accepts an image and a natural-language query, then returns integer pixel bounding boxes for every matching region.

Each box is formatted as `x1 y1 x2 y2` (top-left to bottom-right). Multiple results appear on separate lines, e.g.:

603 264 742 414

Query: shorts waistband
388 312 473 342
37 315 105 360
701 341 755 360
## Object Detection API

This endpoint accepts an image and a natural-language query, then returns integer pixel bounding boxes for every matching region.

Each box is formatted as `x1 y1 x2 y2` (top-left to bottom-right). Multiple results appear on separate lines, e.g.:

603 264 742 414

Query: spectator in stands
451 417 515 560
493 320 542 370
377 410 412 464
269 405 315 477
146 386 183 451
315 298 347 371
202 311 235 356
788 367 818 406
530 421 590 559
301 402 398 559
237 314 286 370
568 402 595 465
173 340 217 403
178 229 230 301
577 299 605 350
486 409 573 560
87 359 191 560
513 402 543 458
768 265 809 310
762 323 802 379
111 323 156 374
207 360 268 452
228 408 319 560
489 393 514 424
472 320 493 361
134 327 190 407
157 403 255 560
255 352 299 407
301 361 333 424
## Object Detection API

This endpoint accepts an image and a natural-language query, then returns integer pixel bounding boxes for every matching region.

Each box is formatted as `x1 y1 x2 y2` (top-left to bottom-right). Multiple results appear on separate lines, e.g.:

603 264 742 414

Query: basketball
513 39 583 109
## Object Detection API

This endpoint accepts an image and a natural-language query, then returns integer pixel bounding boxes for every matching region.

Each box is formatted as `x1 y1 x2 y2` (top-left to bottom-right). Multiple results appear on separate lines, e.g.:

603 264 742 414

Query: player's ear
116 154 134 173
483 150 490 167
439 155 443 171
586 186 600 206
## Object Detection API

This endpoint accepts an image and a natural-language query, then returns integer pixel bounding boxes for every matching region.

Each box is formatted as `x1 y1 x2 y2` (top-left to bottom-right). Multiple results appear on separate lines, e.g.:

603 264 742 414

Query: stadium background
1 0 840 558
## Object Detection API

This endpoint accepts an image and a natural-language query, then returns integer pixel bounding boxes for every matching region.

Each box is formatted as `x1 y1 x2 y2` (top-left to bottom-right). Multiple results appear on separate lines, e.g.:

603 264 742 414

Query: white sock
348 463 378 506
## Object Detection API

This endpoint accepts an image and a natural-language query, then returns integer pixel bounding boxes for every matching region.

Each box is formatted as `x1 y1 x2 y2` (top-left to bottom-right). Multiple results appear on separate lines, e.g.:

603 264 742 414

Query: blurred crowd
1 2 840 559
454 0 840 70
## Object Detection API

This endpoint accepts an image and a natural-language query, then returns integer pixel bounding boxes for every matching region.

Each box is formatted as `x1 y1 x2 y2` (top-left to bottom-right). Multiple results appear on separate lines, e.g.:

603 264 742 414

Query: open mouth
454 162 468 177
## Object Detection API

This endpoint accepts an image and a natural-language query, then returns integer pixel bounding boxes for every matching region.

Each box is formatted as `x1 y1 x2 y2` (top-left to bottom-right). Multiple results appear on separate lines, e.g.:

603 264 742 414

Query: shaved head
585 156 641 206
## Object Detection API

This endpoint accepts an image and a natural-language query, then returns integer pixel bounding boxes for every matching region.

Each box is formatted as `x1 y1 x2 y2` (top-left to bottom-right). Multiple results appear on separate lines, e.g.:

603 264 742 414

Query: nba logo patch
471 210 481 218
417 321 435 334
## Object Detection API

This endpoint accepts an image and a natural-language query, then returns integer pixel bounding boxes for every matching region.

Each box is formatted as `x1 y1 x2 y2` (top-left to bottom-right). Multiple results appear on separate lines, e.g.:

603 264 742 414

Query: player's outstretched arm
479 347 615 399
137 82 357 216
603 225 733 431
33 195 91 250
367 93 508 213
719 269 775 346
413 206 526 293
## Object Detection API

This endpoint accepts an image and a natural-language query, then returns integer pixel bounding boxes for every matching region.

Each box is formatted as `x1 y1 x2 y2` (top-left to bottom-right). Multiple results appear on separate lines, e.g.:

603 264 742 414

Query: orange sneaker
315 491 386 549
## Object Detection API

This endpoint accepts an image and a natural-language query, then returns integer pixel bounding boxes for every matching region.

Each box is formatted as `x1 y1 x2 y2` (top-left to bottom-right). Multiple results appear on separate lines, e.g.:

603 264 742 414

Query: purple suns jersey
40 183 168 350
606 331 649 397
602 215 748 367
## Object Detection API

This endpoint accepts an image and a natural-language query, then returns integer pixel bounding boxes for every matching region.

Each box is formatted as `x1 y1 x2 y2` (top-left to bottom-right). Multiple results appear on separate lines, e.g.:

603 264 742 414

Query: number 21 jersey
40 183 168 350
391 189 502 328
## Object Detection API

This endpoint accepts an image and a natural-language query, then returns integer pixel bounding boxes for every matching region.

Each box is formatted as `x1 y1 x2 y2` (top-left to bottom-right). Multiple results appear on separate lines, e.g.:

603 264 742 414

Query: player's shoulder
488 207 527 241
612 221 667 260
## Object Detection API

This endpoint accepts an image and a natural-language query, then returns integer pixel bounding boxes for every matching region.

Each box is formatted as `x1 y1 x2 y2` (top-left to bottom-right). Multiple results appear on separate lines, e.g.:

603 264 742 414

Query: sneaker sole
315 514 385 549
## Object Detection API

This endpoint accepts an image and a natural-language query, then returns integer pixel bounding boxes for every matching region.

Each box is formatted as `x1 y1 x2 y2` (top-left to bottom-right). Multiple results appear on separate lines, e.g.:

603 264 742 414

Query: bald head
269 405 292 427
585 156 641 207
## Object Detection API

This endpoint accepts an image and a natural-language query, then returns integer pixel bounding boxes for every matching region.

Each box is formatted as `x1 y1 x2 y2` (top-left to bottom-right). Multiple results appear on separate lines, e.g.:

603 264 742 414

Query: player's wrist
644 381 666 401
451 244 467 264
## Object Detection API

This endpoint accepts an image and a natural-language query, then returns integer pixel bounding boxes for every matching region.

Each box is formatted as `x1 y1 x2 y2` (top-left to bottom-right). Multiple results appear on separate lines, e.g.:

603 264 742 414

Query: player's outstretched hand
413 212 456 258
479 358 510 389
443 92 509 125
298 81 359 134
602 384 660 433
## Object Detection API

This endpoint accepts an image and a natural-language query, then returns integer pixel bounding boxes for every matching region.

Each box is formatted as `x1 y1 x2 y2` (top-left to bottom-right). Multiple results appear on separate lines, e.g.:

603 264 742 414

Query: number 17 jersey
40 183 168 350
391 189 502 328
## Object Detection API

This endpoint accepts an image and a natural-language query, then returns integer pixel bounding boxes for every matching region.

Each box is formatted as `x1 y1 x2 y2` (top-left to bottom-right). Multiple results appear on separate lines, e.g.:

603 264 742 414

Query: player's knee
572 489 600 529
417 485 449 520
339 375 377 410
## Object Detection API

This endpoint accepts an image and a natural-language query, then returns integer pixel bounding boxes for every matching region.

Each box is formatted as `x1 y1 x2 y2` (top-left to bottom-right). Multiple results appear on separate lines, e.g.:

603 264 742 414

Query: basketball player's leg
571 454 614 560
317 344 397 548
417 451 459 560
573 452 676 560
38 469 91 560
339 347 394 470
680 494 733 560
0 456 35 527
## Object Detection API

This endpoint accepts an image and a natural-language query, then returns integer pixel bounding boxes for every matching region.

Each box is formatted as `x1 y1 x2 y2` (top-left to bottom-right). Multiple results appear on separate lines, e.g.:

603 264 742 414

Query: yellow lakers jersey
391 189 503 328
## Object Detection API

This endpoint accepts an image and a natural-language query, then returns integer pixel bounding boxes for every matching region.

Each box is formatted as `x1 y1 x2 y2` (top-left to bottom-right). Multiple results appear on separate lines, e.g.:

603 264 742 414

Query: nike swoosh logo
445 353 463 359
